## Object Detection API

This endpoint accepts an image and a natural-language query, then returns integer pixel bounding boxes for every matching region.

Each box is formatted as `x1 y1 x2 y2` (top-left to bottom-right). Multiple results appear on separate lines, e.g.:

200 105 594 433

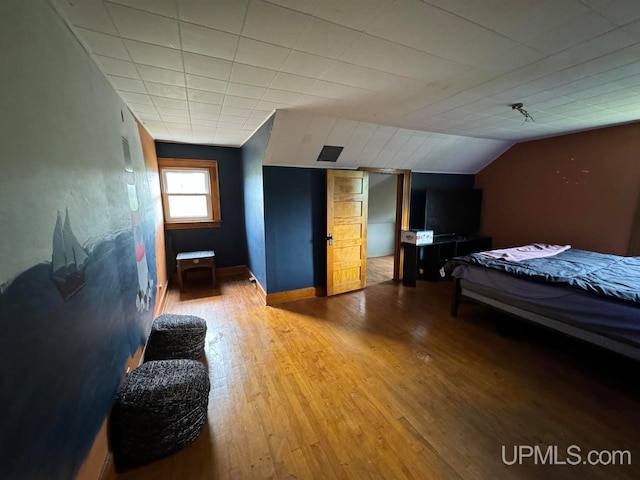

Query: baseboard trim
266 286 320 305
153 280 169 317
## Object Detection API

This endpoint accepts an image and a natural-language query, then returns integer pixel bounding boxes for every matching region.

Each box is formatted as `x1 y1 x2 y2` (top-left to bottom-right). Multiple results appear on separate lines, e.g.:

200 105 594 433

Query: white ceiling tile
325 119 358 145
95 56 140 79
366 0 489 60
157 107 190 118
109 0 177 17
234 37 291 70
341 34 467 82
129 103 158 113
321 62 424 93
242 0 311 47
191 127 215 137
247 111 273 124
225 83 267 99
262 89 301 104
140 117 165 126
136 64 185 86
313 0 393 31
230 64 278 87
124 40 183 71
187 89 225 104
357 147 384 164
107 4 180 48
255 100 289 110
524 12 617 55
59 0 118 35
217 127 243 135
223 95 259 109
221 106 253 117
592 0 640 26
622 18 640 40
109 76 147 93
75 28 130 60
183 52 232 80
189 102 223 114
427 0 591 43
144 82 188 99
180 22 239 60
369 149 397 168
281 51 335 78
265 0 319 15
218 116 247 126
177 0 249 34
295 93 340 108
190 111 220 120
306 80 371 101
151 97 189 110
345 122 377 149
191 118 219 127
383 130 413 151
365 126 397 149
162 115 191 124
121 92 154 105
185 74 228 93
271 72 315 93
295 18 360 59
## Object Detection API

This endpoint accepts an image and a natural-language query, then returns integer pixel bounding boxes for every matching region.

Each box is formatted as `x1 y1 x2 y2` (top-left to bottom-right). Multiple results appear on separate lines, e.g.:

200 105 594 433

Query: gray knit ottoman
110 359 210 471
144 314 207 362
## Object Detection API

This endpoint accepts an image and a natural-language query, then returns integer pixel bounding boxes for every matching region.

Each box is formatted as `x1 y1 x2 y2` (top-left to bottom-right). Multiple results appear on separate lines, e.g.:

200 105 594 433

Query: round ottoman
144 314 207 361
110 359 210 471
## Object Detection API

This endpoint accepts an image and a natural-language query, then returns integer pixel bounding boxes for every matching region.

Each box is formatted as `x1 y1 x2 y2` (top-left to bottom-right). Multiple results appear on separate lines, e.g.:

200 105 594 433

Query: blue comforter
449 248 640 305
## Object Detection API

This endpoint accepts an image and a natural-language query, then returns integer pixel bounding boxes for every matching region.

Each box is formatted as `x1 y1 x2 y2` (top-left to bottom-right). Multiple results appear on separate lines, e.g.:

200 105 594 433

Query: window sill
165 221 221 230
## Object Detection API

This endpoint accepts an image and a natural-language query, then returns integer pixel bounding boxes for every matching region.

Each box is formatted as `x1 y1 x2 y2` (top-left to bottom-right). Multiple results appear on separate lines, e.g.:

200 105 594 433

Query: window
158 158 221 229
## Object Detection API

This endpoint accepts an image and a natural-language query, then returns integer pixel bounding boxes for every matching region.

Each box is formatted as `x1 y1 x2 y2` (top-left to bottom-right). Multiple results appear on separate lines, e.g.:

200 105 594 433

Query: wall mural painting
0 113 158 480
121 120 153 312
51 209 89 300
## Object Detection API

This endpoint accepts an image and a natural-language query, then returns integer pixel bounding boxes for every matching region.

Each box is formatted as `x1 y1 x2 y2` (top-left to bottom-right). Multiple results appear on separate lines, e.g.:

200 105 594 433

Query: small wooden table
176 251 216 292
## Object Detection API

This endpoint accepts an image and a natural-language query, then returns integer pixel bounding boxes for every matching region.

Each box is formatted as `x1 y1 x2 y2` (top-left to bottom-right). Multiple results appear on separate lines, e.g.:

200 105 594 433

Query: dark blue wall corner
240 116 274 289
264 167 326 294
154 142 248 272
410 173 475 229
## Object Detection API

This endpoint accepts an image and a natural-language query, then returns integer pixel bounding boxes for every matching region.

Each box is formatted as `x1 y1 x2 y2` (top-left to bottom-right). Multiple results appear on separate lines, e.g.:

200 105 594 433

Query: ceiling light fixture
511 103 534 123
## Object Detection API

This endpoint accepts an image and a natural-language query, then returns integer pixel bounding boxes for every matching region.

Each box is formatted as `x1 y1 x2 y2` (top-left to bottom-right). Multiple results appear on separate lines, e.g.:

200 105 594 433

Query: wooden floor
114 275 640 480
366 255 394 285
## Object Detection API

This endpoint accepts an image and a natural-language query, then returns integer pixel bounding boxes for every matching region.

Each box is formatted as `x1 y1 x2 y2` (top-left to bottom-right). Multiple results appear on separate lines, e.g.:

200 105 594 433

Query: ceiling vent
317 145 344 162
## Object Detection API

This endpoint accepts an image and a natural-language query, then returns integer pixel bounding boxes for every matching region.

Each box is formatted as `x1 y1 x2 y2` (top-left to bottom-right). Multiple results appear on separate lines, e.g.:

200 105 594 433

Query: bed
446 247 640 361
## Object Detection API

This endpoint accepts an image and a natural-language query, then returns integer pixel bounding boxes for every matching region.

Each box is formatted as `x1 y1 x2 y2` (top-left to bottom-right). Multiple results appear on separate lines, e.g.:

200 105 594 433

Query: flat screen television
424 189 482 236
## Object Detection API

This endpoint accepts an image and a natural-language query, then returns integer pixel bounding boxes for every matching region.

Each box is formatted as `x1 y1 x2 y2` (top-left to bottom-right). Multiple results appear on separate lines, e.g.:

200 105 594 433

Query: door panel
327 170 368 296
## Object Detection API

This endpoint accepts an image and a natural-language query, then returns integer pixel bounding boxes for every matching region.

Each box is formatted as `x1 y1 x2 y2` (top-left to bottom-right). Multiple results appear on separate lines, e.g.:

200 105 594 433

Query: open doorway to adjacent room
366 172 398 285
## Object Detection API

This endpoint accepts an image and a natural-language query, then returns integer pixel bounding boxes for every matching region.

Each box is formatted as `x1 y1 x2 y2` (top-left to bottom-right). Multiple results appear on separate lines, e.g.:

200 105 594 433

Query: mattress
453 264 640 348
449 248 640 304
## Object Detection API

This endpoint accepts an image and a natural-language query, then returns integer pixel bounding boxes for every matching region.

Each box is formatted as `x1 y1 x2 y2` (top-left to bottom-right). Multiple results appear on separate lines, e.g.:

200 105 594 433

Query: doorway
366 173 397 285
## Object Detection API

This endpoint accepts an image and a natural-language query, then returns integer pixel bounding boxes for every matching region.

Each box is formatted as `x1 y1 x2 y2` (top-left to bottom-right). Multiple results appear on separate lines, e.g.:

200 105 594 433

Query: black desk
402 235 491 286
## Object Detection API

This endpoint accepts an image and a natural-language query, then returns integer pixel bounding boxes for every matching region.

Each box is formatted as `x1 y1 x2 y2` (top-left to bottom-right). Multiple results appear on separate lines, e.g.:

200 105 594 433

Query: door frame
358 167 411 281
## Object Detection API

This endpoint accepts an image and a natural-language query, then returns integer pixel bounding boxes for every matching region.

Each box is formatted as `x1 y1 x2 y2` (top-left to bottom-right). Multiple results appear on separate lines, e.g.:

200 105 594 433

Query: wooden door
326 170 369 296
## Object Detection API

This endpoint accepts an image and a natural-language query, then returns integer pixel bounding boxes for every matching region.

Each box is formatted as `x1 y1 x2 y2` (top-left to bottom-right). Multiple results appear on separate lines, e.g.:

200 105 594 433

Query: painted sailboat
52 210 89 300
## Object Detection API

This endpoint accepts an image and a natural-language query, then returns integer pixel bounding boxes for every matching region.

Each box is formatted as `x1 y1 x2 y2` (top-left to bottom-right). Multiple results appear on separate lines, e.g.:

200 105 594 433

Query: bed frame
451 278 640 362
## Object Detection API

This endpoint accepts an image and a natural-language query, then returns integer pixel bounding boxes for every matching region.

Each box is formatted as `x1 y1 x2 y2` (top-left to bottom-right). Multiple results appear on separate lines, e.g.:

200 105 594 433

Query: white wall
367 173 396 257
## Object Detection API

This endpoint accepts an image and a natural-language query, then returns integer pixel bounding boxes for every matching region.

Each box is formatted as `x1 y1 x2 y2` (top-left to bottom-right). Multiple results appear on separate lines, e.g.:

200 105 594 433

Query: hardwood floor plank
113 274 640 480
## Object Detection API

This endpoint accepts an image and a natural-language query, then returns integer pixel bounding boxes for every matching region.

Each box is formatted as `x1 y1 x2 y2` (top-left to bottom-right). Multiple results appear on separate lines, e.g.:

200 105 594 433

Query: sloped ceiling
264 111 512 173
53 0 640 170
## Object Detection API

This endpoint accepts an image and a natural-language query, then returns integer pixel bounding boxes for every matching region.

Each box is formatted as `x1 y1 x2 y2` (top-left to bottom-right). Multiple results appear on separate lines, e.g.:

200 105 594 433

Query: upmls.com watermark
502 445 632 466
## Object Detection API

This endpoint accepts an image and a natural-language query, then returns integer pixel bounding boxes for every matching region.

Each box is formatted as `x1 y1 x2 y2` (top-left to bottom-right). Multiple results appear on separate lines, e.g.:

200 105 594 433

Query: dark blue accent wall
240 116 274 289
155 142 248 272
264 167 326 294
410 173 475 229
